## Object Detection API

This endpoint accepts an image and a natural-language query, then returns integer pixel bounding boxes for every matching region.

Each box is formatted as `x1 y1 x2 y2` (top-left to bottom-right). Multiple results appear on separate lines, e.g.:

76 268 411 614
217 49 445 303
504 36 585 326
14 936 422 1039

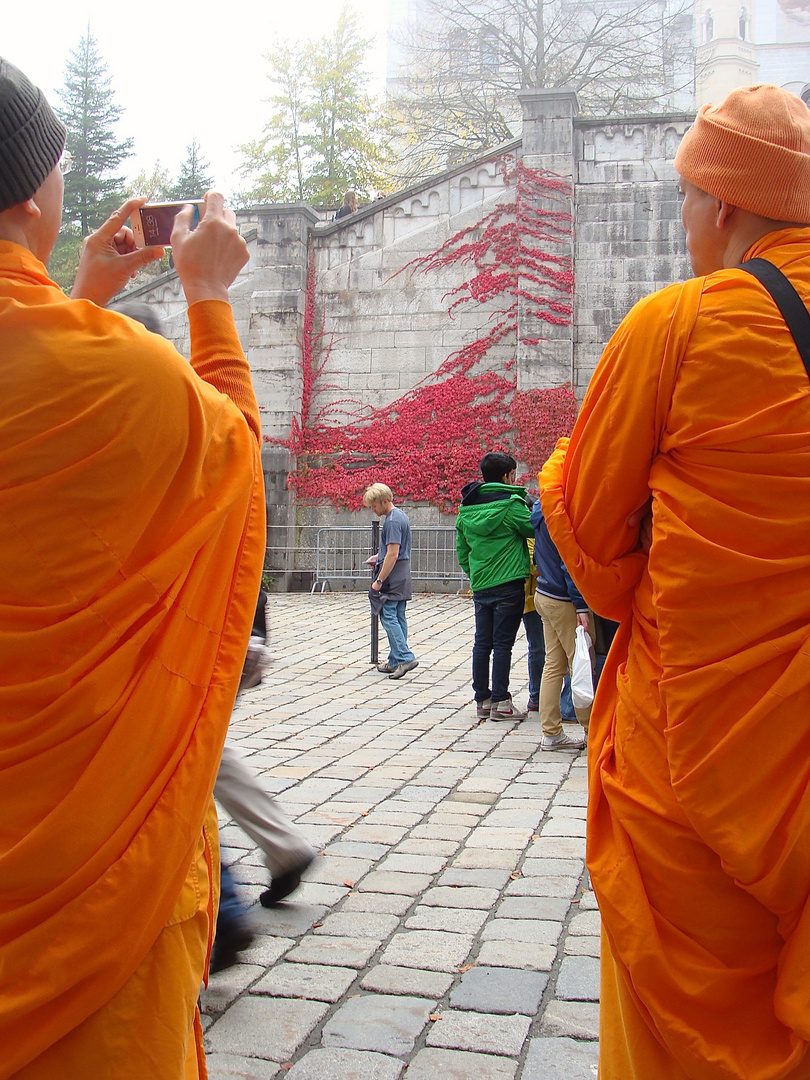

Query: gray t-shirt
379 505 411 564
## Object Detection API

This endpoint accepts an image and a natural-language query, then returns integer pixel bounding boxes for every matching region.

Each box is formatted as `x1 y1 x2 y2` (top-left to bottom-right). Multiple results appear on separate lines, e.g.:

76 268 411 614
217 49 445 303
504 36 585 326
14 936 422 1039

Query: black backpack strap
737 257 810 379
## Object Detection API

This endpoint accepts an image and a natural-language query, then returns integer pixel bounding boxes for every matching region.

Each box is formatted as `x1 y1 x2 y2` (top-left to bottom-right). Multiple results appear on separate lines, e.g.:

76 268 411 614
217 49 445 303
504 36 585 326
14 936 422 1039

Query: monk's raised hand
171 190 249 306
71 197 165 305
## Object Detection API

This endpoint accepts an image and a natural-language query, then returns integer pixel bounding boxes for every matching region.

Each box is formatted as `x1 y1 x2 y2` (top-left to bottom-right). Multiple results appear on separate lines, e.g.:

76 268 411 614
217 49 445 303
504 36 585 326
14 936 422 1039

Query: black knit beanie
0 57 66 213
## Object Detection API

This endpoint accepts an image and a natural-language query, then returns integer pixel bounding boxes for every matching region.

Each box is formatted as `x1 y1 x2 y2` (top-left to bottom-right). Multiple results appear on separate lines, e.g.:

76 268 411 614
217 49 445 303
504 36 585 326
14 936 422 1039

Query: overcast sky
4 0 388 198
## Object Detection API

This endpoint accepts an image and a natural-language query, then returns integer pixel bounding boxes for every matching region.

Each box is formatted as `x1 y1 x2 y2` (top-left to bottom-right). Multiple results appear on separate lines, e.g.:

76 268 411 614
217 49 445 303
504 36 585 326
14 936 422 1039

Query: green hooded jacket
455 481 533 592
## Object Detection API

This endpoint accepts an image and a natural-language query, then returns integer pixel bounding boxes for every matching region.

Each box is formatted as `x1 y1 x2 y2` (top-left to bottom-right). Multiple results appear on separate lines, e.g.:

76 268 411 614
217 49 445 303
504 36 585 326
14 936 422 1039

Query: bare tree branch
387 0 695 183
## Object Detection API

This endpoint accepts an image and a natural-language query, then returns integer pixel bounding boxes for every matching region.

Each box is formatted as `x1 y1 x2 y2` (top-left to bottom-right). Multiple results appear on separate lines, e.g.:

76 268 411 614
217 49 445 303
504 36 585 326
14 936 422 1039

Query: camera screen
139 203 201 246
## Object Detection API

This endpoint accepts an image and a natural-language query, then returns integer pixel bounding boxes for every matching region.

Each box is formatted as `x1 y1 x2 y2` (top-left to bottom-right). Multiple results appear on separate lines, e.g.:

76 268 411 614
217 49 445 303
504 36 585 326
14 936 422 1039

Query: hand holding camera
170 192 250 306
71 192 249 308
70 196 166 305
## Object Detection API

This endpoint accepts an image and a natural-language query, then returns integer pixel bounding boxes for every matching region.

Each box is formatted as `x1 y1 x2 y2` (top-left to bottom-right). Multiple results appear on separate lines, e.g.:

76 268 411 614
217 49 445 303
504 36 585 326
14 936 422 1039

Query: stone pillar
239 204 319 442
261 445 300 592
237 204 319 591
516 89 577 391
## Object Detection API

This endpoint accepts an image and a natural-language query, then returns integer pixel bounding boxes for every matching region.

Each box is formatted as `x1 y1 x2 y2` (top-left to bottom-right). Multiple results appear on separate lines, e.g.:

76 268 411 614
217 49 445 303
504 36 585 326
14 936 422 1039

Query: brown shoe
388 659 419 680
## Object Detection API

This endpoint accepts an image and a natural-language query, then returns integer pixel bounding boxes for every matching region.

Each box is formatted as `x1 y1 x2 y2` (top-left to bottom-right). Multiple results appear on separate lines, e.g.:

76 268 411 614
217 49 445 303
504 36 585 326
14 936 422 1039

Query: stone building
388 0 810 114
695 0 810 104
125 91 694 587
386 0 697 116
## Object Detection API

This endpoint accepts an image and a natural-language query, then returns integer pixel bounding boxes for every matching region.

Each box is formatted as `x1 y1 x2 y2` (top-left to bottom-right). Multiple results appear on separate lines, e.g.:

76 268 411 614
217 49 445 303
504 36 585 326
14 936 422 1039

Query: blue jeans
472 579 525 704
594 652 607 690
218 862 248 934
379 600 415 666
523 609 545 702
561 673 575 719
523 609 575 715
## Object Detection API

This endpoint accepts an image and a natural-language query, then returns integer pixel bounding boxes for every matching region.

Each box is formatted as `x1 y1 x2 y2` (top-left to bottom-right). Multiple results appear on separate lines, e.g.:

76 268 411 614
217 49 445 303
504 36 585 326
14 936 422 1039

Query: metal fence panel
313 527 370 591
412 527 464 583
312 525 467 592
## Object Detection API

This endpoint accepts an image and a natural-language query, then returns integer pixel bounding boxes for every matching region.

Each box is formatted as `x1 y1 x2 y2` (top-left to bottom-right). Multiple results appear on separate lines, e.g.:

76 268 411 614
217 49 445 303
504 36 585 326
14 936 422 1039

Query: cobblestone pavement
203 593 600 1080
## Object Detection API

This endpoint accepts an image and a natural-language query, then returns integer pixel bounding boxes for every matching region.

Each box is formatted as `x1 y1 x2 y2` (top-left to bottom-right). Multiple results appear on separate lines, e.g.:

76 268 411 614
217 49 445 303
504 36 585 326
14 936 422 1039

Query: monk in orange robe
0 59 264 1079
539 84 810 1079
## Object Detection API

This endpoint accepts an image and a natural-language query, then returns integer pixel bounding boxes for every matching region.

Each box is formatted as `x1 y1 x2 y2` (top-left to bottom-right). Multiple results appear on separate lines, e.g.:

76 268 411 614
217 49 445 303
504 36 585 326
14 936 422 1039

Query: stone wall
309 148 519 425
128 94 695 586
574 116 693 394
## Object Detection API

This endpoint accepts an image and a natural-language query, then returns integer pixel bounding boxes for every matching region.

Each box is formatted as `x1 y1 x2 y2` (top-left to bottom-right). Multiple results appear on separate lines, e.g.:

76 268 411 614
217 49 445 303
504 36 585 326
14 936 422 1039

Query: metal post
370 519 380 665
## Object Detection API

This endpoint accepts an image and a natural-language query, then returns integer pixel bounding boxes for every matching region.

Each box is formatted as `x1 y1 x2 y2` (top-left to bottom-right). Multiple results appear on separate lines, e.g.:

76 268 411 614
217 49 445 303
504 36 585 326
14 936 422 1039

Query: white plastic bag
571 625 594 710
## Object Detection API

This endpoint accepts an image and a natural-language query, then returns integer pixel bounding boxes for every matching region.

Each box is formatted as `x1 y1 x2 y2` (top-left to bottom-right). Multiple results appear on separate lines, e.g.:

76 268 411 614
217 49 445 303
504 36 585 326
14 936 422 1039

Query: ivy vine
270 158 579 511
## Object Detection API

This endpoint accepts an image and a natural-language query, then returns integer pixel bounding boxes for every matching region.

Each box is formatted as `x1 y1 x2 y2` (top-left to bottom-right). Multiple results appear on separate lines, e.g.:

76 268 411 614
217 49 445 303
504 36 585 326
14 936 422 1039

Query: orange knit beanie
674 84 810 223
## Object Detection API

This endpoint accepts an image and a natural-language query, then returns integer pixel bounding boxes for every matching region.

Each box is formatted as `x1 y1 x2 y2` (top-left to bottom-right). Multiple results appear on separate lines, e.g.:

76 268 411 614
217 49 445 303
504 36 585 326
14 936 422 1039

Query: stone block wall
308 150 519 426
517 90 578 393
128 97 697 584
573 116 693 395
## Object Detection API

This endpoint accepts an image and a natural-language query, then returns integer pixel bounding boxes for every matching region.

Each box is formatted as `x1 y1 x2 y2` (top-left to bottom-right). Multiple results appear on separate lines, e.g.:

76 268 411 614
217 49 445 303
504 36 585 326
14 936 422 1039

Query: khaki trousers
215 743 316 877
533 593 593 737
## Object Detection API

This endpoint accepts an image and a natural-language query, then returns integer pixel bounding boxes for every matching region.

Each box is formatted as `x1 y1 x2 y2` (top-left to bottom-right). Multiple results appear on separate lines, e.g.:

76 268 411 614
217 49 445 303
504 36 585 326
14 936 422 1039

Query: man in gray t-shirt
363 483 418 680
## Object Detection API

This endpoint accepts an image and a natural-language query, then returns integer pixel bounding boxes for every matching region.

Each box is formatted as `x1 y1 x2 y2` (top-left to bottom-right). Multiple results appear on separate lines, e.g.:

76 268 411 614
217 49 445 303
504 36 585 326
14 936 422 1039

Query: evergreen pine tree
169 139 215 201
48 228 84 293
56 31 133 236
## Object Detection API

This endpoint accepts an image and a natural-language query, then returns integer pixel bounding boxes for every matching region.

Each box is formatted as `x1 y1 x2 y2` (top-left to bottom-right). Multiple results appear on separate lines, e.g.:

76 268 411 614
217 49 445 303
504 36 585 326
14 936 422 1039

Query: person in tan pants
529 496 592 750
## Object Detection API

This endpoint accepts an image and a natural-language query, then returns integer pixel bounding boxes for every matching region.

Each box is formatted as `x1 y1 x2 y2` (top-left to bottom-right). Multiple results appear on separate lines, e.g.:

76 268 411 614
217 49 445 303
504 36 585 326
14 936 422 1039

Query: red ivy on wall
511 385 579 488
272 158 579 512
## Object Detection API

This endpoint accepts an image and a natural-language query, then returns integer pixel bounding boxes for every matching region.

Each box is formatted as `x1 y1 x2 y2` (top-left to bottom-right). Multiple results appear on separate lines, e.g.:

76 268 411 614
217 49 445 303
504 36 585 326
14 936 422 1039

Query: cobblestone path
203 593 599 1079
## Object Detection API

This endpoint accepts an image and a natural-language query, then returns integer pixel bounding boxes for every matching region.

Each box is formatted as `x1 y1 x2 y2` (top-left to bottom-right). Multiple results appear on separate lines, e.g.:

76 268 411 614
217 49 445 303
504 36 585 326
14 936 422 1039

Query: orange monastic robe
0 243 265 1079
540 229 810 1080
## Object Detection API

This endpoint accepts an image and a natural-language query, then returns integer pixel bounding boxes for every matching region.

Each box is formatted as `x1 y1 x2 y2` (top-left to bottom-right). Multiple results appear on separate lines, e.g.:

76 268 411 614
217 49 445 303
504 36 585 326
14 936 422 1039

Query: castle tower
695 0 759 103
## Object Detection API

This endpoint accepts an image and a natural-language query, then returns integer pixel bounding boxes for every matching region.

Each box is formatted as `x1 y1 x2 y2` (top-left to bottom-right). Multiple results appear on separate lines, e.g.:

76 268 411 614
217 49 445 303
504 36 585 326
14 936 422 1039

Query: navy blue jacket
530 500 588 612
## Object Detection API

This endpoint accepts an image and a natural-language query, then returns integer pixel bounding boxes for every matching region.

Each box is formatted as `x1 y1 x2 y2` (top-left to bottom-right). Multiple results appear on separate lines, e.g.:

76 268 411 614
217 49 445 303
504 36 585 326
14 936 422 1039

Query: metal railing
263 525 320 583
311 525 468 593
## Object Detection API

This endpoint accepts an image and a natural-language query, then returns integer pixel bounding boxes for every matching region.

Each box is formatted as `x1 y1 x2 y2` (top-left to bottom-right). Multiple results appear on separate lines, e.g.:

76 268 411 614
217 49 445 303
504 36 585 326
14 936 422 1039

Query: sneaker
259 854 315 908
476 697 492 718
377 662 397 673
209 919 255 973
388 659 419 680
489 695 527 721
527 699 539 712
541 731 585 752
